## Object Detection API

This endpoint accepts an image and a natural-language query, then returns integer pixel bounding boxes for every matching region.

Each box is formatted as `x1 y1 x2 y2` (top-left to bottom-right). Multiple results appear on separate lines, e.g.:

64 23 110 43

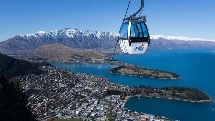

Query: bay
52 49 215 121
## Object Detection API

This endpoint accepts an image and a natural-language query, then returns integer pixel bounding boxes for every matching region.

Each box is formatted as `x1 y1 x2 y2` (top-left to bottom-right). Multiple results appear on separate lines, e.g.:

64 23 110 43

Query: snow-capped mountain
18 28 119 41
0 28 215 55
18 28 214 42
0 28 120 54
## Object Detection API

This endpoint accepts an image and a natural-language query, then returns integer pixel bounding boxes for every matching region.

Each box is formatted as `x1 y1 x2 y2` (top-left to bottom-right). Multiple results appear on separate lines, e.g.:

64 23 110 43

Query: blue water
52 49 215 121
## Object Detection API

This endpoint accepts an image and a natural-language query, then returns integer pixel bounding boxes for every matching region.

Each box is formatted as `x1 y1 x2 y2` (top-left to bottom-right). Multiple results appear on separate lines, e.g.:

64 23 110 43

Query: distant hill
149 37 215 50
0 28 215 56
26 43 107 63
0 53 50 79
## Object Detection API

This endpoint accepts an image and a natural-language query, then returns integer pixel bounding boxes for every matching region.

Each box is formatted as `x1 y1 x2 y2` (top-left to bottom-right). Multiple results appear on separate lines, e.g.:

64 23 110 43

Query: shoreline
52 63 211 103
110 71 179 80
128 95 211 103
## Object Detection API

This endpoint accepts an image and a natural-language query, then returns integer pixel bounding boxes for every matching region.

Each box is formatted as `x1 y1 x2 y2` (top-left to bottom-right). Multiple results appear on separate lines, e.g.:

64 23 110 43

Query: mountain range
0 28 215 56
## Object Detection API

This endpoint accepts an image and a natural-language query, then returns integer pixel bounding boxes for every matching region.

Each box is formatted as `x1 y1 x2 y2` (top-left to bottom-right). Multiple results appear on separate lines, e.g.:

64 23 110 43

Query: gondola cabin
119 19 150 54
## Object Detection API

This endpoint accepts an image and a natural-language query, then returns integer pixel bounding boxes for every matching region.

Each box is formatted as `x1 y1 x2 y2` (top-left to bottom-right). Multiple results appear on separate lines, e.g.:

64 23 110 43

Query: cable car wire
105 0 132 80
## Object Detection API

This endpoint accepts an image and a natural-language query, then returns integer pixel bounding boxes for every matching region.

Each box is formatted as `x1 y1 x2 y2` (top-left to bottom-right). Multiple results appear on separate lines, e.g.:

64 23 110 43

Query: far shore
126 95 211 103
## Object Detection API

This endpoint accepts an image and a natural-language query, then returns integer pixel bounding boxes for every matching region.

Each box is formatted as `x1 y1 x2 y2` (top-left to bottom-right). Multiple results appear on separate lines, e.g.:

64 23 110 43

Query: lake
52 49 215 121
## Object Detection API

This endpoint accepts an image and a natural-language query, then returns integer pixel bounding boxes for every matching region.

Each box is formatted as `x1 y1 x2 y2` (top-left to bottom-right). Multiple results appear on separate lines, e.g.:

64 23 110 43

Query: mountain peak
36 31 46 36
17 28 119 39
36 31 46 34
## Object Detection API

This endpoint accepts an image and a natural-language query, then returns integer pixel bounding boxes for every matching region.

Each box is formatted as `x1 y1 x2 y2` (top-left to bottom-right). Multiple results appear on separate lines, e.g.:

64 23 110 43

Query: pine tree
0 75 37 121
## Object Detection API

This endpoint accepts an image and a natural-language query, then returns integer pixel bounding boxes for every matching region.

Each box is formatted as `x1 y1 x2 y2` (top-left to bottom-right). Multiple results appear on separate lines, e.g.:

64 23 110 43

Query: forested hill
0 53 50 79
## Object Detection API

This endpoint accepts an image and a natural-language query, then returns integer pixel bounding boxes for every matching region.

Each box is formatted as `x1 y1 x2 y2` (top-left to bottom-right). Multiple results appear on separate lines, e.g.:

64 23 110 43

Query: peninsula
105 85 210 103
109 65 181 79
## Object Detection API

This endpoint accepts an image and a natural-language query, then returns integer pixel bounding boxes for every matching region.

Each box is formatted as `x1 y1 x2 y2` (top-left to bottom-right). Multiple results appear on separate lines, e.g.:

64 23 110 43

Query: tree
107 106 115 121
0 75 37 121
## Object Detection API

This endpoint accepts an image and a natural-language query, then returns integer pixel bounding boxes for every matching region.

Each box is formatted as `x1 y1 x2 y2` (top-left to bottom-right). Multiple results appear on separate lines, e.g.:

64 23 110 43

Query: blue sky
0 0 215 41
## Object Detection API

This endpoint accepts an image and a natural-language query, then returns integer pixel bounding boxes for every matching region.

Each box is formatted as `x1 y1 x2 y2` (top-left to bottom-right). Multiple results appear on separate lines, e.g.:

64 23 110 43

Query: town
18 66 177 121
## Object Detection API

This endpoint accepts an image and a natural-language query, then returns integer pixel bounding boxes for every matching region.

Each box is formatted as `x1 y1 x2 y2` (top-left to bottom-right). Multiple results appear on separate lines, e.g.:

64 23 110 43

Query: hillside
0 53 50 79
27 43 107 63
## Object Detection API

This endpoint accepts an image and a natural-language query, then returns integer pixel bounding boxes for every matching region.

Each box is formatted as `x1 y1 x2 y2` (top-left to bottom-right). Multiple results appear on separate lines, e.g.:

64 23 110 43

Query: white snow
37 31 46 34
36 31 46 36
17 28 215 42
